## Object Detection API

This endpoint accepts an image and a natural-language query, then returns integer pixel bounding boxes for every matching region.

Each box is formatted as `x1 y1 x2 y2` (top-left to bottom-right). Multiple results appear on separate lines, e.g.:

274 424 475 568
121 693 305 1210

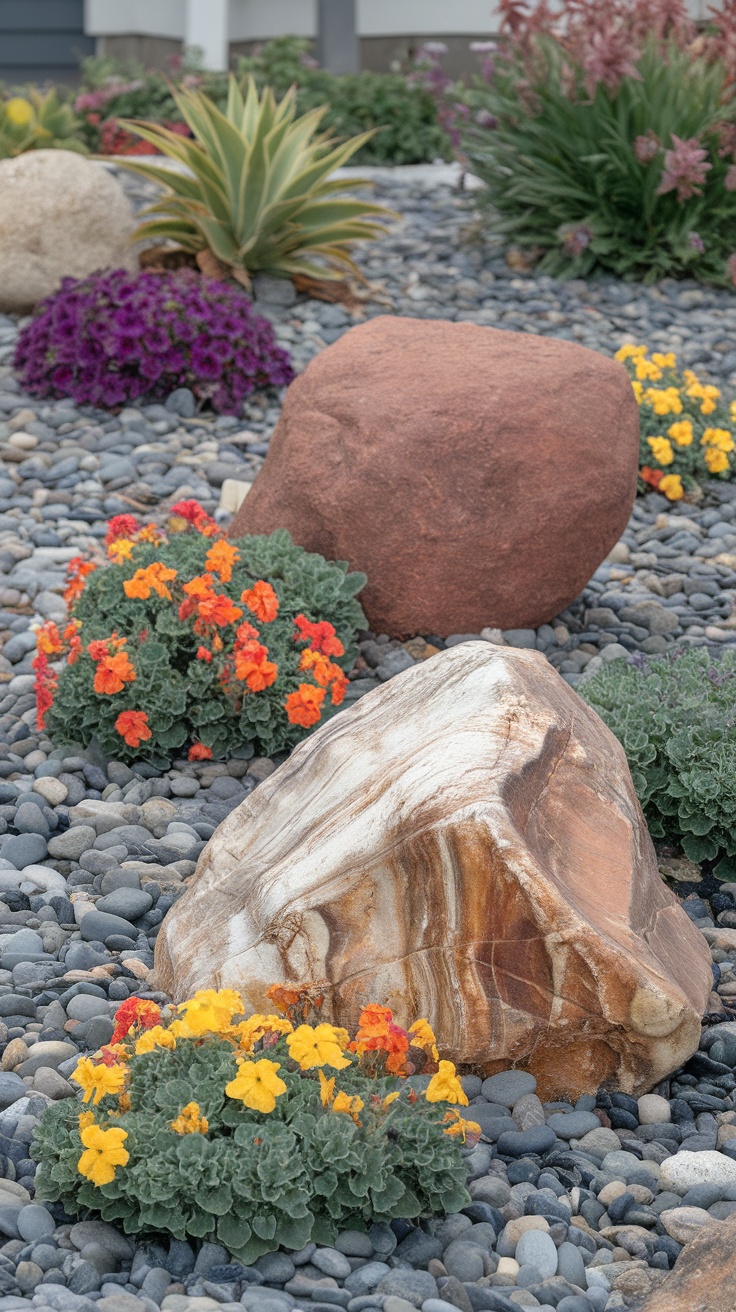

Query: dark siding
0 0 94 84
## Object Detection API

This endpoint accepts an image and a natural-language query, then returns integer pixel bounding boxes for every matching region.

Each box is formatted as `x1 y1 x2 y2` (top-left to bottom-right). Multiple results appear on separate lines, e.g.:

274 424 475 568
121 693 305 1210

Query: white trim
84 0 186 39
186 0 230 68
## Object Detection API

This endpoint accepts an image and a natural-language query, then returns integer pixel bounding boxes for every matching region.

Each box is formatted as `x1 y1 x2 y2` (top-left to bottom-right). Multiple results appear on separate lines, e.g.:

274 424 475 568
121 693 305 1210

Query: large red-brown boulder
231 317 639 637
155 643 711 1100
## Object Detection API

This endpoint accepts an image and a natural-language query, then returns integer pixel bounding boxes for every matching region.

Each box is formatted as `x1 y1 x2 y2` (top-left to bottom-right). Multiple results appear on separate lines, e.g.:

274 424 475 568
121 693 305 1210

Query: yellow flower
286 1024 351 1071
701 427 734 452
409 1019 440 1062
668 419 693 446
651 352 676 369
4 97 34 127
234 1013 293 1052
635 358 662 381
658 474 684 501
647 436 674 466
705 447 730 474
382 1091 401 1108
134 1025 176 1055
170 1102 208 1135
225 1058 287 1113
631 380 643 404
442 1109 482 1142
731 401 736 424
107 539 134 562
318 1069 336 1107
331 1090 364 1124
643 387 683 416
615 344 647 362
78 1111 95 1131
685 379 721 413
71 1058 127 1105
176 988 244 1036
77 1122 129 1186
425 1060 468 1106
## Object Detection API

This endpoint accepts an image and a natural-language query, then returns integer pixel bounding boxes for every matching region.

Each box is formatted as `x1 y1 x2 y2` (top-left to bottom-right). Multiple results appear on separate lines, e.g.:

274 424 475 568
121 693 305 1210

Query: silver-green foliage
580 646 736 871
31 1037 470 1262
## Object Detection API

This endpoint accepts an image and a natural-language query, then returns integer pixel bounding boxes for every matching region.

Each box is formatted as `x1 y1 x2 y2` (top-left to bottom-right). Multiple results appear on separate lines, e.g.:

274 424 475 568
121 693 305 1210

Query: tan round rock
598 1181 629 1207
1 1038 28 1071
32 777 68 807
231 316 640 637
0 151 134 313
637 1093 672 1125
660 1207 716 1244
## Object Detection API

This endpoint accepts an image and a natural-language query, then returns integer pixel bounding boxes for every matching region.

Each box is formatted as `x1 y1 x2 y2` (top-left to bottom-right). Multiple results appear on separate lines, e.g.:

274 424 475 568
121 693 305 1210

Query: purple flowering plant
13 269 294 414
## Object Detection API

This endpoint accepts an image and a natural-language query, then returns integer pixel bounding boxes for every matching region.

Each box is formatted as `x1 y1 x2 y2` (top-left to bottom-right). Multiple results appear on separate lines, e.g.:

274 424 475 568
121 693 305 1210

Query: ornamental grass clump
0 89 84 159
454 0 736 283
616 343 736 500
13 269 293 414
581 646 736 874
35 503 366 764
31 987 473 1260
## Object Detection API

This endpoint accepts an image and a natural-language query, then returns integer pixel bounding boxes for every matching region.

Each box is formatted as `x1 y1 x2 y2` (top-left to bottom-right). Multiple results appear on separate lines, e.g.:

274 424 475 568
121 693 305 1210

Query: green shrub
457 31 736 283
31 990 473 1261
36 504 366 767
580 646 736 873
237 37 450 166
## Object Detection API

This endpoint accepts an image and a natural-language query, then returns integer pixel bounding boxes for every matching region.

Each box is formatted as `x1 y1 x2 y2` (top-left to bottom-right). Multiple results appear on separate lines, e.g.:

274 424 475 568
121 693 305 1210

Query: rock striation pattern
156 642 711 1098
230 315 640 637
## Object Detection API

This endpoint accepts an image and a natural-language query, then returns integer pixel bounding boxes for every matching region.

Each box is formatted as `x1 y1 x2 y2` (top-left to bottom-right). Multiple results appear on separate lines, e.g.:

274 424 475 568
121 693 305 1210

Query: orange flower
205 540 239 583
196 645 213 662
32 652 57 732
107 539 134 563
35 621 63 656
94 651 137 695
188 743 213 761
111 997 161 1045
170 499 218 534
241 580 279 623
299 649 348 705
349 1003 410 1074
137 524 164 545
115 710 151 748
234 639 278 692
640 465 663 489
331 672 348 706
64 557 96 607
124 562 178 601
293 614 344 657
64 620 83 666
181 575 242 628
284 683 325 728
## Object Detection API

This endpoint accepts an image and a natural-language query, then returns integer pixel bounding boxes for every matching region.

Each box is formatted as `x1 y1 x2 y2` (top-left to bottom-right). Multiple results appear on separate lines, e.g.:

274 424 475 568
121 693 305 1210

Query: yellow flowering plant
31 987 473 1262
616 343 736 501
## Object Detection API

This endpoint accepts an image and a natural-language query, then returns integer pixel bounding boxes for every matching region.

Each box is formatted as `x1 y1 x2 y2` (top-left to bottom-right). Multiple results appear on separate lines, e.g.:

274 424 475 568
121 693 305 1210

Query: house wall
0 0 94 84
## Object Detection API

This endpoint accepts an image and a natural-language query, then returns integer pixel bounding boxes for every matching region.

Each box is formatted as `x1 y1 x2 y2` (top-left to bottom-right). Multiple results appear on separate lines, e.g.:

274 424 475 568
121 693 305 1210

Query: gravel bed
0 164 733 1312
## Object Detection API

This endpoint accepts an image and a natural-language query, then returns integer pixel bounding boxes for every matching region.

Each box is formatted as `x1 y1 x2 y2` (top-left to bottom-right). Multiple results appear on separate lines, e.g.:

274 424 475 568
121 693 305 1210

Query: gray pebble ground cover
0 164 733 1312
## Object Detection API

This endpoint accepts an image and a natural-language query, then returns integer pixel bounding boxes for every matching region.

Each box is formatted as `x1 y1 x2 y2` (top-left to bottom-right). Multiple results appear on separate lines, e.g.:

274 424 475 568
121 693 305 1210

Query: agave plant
115 76 394 286
0 89 85 159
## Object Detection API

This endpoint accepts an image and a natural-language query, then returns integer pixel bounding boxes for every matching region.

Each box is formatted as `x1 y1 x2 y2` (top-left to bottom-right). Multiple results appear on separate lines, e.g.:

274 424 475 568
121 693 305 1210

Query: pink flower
687 231 705 253
726 164 736 191
581 25 642 96
634 130 660 163
656 135 712 202
560 224 592 257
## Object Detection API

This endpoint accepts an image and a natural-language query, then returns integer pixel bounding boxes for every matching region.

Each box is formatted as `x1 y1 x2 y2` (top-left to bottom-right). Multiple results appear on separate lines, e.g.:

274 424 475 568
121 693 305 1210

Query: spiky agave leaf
115 75 396 282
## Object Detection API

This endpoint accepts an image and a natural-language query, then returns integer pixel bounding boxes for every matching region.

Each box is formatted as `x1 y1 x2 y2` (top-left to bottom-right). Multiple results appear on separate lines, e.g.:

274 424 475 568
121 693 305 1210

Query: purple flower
633 131 660 163
13 268 294 415
687 231 705 253
476 109 498 128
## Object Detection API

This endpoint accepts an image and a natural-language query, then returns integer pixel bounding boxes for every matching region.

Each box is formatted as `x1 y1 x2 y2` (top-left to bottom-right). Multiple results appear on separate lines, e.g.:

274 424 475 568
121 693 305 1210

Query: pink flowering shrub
440 0 736 283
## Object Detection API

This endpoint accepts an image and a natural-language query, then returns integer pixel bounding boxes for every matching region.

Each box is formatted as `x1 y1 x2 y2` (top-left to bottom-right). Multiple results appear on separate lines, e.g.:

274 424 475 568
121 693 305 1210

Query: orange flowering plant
32 986 473 1263
36 503 366 763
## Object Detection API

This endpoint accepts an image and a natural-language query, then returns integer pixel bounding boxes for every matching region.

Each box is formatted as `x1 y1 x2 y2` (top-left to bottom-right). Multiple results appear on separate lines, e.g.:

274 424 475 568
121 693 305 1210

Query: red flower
196 645 213 663
170 500 217 535
32 652 58 732
64 557 97 607
188 743 213 761
110 997 161 1044
115 709 151 747
640 465 664 488
293 613 344 657
105 514 139 546
241 580 279 623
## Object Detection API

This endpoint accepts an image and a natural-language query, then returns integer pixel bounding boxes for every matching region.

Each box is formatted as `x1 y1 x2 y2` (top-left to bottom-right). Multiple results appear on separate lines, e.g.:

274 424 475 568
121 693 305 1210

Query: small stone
0 1071 27 1108
659 1151 736 1195
47 826 96 860
441 1240 485 1282
32 778 68 806
377 1269 438 1307
311 1249 352 1279
515 1230 558 1281
17 1204 55 1242
1 1038 28 1070
334 1231 373 1258
481 1071 537 1105
660 1207 717 1244
638 1094 671 1125
70 1220 135 1260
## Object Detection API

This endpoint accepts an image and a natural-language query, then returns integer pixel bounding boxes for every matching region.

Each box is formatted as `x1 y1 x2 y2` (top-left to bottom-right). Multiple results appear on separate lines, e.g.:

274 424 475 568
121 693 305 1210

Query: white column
186 0 230 70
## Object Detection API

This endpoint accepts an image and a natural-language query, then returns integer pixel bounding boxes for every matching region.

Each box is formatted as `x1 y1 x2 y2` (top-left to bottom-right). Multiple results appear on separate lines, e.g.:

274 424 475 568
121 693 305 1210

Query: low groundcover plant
31 987 474 1260
616 343 736 500
13 269 294 415
34 502 366 764
581 645 736 874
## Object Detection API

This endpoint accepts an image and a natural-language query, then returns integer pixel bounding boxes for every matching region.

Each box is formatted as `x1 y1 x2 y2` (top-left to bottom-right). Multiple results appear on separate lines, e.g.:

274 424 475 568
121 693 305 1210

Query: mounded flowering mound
31 987 473 1261
13 269 294 414
34 502 366 763
617 343 736 500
